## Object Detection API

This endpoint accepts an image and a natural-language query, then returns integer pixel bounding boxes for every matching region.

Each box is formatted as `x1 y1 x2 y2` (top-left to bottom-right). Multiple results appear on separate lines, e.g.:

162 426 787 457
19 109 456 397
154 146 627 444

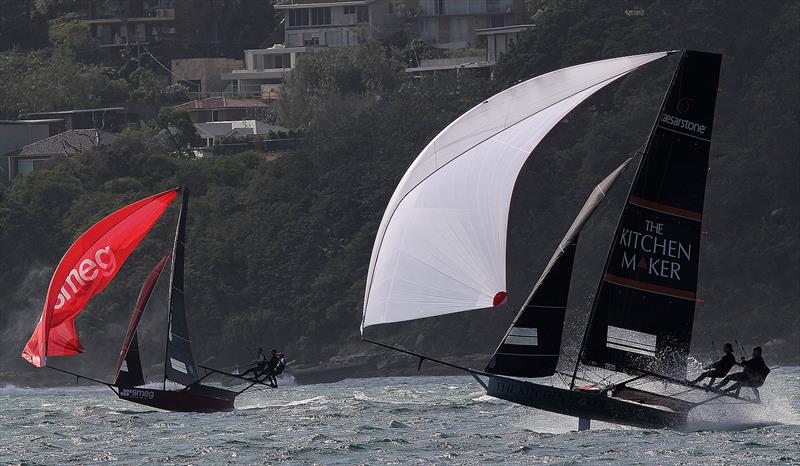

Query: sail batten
580 50 722 379
363 52 672 331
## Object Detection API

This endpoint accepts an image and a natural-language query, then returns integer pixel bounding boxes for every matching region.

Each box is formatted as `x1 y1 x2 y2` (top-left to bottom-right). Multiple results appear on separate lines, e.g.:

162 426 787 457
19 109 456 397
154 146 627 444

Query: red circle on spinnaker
493 291 508 306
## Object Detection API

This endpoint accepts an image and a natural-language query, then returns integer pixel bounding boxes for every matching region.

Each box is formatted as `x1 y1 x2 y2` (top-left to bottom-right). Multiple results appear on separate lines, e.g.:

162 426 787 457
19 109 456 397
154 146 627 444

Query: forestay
363 51 672 331
486 159 630 377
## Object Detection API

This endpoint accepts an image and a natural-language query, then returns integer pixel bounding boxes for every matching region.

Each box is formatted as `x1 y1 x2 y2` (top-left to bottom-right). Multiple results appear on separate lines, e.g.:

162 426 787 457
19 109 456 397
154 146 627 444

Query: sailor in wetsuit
242 347 267 379
715 346 770 402
691 342 736 387
264 351 286 388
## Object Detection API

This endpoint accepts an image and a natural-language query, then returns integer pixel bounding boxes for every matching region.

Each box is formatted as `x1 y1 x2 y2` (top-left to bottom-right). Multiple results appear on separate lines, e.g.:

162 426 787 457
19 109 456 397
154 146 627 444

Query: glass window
449 16 468 42
310 7 331 25
325 31 341 46
356 5 369 22
135 23 146 41
288 9 309 26
343 5 355 14
435 0 445 15
18 159 35 176
287 33 300 46
303 32 320 46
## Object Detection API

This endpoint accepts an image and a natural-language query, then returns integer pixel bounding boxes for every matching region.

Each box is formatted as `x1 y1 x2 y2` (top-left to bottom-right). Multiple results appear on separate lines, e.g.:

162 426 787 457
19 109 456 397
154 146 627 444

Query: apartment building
275 0 401 47
85 0 223 53
220 45 312 98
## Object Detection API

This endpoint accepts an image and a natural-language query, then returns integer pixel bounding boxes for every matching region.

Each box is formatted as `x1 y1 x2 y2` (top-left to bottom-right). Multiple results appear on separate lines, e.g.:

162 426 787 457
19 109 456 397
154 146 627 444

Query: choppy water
1 369 799 465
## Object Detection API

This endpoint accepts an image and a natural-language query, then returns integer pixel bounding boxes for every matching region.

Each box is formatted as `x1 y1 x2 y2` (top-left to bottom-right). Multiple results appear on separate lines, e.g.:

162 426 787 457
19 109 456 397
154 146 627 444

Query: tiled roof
173 97 268 110
16 129 118 156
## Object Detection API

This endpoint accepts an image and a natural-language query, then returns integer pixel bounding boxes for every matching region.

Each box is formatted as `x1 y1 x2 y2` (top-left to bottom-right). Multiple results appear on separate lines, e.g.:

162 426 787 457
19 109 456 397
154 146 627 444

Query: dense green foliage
0 0 49 51
0 1 797 383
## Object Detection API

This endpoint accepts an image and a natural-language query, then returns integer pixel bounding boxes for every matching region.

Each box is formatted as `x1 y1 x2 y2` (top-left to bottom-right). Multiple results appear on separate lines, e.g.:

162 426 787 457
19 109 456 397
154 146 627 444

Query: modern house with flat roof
220 45 313 99
173 97 269 123
85 0 179 48
275 0 402 47
194 120 286 147
476 24 534 63
84 0 228 56
171 57 244 96
407 0 528 49
404 24 533 75
20 107 131 132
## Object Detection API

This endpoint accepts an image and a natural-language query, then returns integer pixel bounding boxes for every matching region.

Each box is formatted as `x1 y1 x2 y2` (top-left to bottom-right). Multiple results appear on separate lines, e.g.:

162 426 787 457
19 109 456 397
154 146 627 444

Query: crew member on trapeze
261 351 287 388
691 342 736 387
715 346 770 402
242 347 268 379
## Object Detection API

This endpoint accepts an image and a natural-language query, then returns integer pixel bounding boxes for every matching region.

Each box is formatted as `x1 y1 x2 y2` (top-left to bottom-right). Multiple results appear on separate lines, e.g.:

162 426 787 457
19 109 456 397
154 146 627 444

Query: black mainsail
114 254 170 387
164 190 200 386
580 50 722 379
486 160 631 377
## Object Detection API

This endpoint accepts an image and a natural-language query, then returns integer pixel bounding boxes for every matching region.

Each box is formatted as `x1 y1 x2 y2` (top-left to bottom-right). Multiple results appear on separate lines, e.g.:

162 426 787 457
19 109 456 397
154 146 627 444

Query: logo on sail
53 246 117 310
660 113 706 136
618 220 691 281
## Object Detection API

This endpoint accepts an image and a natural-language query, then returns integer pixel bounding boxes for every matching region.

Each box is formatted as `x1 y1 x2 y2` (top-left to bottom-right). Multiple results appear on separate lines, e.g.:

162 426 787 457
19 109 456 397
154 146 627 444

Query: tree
279 45 405 128
48 16 102 64
0 0 49 51
157 107 200 156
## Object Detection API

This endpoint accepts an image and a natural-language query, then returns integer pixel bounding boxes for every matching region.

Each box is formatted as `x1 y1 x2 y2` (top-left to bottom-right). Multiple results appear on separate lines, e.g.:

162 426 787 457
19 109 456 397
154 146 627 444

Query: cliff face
1 1 797 385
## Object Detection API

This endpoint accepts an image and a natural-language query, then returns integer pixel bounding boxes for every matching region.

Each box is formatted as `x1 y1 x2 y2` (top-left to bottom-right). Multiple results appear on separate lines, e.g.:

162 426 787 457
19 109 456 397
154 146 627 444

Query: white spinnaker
362 51 671 331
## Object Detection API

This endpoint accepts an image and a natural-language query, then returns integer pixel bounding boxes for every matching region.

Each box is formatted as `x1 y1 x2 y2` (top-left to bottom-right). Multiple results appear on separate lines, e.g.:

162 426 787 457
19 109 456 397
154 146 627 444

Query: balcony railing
414 0 514 17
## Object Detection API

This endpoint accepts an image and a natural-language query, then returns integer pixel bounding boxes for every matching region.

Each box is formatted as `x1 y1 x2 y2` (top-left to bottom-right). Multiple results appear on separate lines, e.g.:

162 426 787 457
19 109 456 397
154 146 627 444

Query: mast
163 188 200 387
572 50 722 386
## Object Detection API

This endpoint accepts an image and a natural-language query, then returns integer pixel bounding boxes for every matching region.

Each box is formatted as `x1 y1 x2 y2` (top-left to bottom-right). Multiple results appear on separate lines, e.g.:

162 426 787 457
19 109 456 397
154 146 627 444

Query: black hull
486 375 687 429
115 385 236 413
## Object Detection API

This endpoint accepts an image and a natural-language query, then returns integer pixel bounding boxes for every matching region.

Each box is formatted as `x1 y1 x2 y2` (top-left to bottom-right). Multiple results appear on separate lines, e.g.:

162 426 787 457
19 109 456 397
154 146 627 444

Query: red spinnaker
21 188 179 367
114 254 170 382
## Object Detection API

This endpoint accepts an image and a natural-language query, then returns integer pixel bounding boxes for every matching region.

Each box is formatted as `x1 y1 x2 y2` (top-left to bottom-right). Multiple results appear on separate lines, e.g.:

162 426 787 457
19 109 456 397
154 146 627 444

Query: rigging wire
141 46 201 89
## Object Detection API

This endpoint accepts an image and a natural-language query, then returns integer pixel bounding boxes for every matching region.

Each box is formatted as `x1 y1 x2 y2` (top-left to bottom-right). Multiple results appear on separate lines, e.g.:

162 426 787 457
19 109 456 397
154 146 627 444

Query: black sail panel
116 334 145 387
486 240 577 377
581 51 722 378
164 190 200 386
486 160 631 377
